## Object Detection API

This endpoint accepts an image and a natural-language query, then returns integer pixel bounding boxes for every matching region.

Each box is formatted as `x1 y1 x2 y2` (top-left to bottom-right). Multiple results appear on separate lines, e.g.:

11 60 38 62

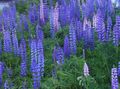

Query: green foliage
55 26 69 46
43 22 51 38
16 1 29 14
85 43 120 89
41 56 85 89
77 76 98 89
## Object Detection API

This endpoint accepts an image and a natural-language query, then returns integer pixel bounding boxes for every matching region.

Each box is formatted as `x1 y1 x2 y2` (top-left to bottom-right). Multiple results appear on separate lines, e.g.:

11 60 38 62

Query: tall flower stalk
111 68 119 89
20 38 27 77
69 21 77 55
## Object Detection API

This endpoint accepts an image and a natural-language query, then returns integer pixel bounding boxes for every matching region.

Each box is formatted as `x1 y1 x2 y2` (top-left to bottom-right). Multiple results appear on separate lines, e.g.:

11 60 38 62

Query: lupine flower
4 80 9 89
49 7 55 38
69 0 77 19
50 0 53 7
2 7 10 31
107 0 114 15
88 26 95 50
40 0 45 24
76 20 83 41
58 0 64 5
52 46 64 65
96 9 104 41
32 60 41 89
83 62 89 77
28 4 38 24
37 39 44 76
53 2 59 32
83 19 94 50
83 18 88 31
56 47 64 64
44 2 49 22
64 35 70 58
101 22 106 42
66 5 71 25
0 16 3 32
86 0 94 17
31 39 37 70
20 38 27 77
82 0 94 18
113 25 119 46
9 5 16 30
36 24 44 41
18 16 23 34
111 68 119 89
118 62 120 76
59 3 67 26
93 14 97 29
20 62 27 77
3 29 12 53
75 0 81 20
97 0 107 18
0 62 3 86
82 3 87 18
0 39 2 55
116 16 120 39
12 29 19 55
69 21 77 55
106 16 112 41
20 14 29 31
83 25 88 49
59 0 71 26
31 38 44 78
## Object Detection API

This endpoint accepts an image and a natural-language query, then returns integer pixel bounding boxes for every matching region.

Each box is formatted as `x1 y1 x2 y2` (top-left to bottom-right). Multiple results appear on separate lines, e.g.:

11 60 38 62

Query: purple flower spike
116 16 120 41
4 80 9 89
28 4 38 24
111 68 119 89
64 35 70 58
37 39 44 76
20 38 27 77
20 14 29 31
69 22 77 55
113 25 119 46
40 0 45 24
3 30 12 53
96 9 104 42
106 16 112 41
118 62 120 76
36 24 44 41
0 62 3 86
83 62 89 77
12 29 19 56
56 47 64 64
0 39 2 55
31 39 37 70
53 2 59 32
76 20 83 41
83 19 94 50
50 7 55 38
52 46 64 65
32 61 41 89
